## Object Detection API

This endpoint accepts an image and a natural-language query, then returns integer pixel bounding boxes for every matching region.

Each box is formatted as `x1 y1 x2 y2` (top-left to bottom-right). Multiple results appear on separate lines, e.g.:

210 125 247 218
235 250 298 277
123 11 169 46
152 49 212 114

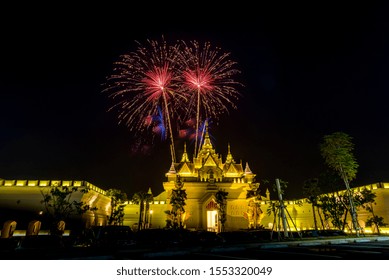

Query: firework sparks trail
103 37 187 162
178 40 243 157
103 37 243 162
179 118 214 148
145 106 166 140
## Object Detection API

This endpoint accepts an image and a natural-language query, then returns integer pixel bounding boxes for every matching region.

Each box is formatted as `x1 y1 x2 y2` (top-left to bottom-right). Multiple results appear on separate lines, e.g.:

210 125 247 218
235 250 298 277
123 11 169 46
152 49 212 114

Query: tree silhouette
106 188 128 225
357 187 387 235
215 188 228 232
302 178 321 230
320 132 360 236
132 190 153 231
40 184 96 236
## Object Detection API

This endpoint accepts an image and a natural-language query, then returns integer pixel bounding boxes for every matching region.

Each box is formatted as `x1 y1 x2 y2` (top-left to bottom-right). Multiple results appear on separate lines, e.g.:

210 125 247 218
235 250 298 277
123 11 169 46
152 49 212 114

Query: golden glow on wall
28 180 38 186
85 182 106 195
4 180 15 186
16 180 26 186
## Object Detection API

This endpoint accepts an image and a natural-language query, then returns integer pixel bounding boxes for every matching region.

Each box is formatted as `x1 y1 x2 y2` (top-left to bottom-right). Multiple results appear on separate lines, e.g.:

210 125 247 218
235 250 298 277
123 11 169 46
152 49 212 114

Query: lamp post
149 210 153 229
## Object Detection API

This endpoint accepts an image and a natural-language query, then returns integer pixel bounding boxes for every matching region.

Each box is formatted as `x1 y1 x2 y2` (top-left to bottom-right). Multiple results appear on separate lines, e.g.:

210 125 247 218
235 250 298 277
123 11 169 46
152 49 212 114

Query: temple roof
166 121 256 181
180 142 190 163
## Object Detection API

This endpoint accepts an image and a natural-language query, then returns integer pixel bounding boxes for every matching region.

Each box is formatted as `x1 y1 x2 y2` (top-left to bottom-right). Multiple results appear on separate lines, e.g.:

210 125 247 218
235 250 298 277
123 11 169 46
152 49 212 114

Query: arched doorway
205 200 218 232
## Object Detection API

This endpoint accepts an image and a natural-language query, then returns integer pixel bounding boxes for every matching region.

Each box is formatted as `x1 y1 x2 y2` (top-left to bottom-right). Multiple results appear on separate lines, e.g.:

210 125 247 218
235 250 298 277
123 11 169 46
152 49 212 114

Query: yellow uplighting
4 180 15 186
28 180 38 186
39 180 49 186
16 180 26 186
51 180 60 186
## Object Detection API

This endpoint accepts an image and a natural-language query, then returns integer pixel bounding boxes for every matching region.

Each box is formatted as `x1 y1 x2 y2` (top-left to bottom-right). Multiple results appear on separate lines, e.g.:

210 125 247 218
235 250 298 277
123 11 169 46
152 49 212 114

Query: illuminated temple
1 126 389 235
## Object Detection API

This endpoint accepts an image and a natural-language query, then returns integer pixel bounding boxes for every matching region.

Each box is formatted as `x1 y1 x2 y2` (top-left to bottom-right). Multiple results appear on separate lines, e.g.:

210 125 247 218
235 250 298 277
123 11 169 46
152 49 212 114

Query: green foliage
302 178 321 230
106 188 128 225
266 201 277 217
40 185 96 235
302 178 321 204
317 188 381 232
164 210 173 228
320 132 360 235
317 169 344 192
357 187 387 234
320 132 359 183
272 179 288 196
132 190 153 231
366 216 388 229
318 193 347 230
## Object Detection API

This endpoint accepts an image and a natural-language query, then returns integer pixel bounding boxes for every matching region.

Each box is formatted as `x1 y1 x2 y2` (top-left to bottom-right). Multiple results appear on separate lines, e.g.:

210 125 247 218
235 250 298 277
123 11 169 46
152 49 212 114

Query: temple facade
122 123 268 231
1 125 389 235
122 124 389 234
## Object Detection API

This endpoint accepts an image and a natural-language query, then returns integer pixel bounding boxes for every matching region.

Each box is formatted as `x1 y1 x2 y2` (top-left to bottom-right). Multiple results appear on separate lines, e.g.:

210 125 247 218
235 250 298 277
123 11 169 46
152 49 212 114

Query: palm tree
132 190 153 231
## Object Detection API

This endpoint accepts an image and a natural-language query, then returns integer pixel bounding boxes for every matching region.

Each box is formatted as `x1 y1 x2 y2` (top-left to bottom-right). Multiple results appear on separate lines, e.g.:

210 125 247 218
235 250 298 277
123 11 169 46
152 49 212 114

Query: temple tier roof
166 121 256 183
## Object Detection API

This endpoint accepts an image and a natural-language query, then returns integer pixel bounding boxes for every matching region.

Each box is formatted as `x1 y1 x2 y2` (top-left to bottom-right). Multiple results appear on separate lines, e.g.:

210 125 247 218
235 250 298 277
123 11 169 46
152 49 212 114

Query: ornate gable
204 155 217 167
224 163 243 178
178 162 192 175
165 121 256 184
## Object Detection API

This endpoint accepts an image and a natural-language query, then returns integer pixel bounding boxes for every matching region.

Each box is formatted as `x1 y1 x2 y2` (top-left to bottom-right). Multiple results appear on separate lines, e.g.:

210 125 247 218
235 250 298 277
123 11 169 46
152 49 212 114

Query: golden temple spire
168 162 176 174
244 162 252 174
201 119 213 150
225 142 234 163
180 142 190 162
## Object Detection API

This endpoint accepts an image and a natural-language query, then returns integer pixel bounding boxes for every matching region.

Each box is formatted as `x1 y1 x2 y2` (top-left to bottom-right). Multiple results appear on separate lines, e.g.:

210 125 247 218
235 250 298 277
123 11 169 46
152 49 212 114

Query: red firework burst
103 37 243 160
179 40 243 157
103 37 187 161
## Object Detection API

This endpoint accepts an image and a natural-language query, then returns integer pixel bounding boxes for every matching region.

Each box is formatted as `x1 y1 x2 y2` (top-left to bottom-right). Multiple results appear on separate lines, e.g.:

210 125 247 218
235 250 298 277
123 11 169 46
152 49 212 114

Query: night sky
1 3 389 199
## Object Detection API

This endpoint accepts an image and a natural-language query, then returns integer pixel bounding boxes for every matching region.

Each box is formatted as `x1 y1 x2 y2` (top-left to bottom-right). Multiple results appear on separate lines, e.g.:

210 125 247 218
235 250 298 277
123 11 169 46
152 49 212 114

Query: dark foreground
1 228 389 260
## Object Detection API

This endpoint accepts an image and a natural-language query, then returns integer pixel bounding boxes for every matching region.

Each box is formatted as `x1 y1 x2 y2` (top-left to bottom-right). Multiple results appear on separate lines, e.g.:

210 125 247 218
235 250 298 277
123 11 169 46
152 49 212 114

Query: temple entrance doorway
207 210 218 232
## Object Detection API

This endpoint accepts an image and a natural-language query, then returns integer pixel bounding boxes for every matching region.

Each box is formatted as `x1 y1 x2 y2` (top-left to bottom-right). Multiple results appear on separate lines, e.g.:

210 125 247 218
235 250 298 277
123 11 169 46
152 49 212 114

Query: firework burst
178 40 243 157
103 37 187 161
103 37 243 161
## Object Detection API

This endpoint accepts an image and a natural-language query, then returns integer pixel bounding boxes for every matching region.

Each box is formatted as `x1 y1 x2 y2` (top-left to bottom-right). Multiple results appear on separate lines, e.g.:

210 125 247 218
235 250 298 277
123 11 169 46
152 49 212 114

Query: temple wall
2 178 389 235
123 182 389 233
0 179 110 231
